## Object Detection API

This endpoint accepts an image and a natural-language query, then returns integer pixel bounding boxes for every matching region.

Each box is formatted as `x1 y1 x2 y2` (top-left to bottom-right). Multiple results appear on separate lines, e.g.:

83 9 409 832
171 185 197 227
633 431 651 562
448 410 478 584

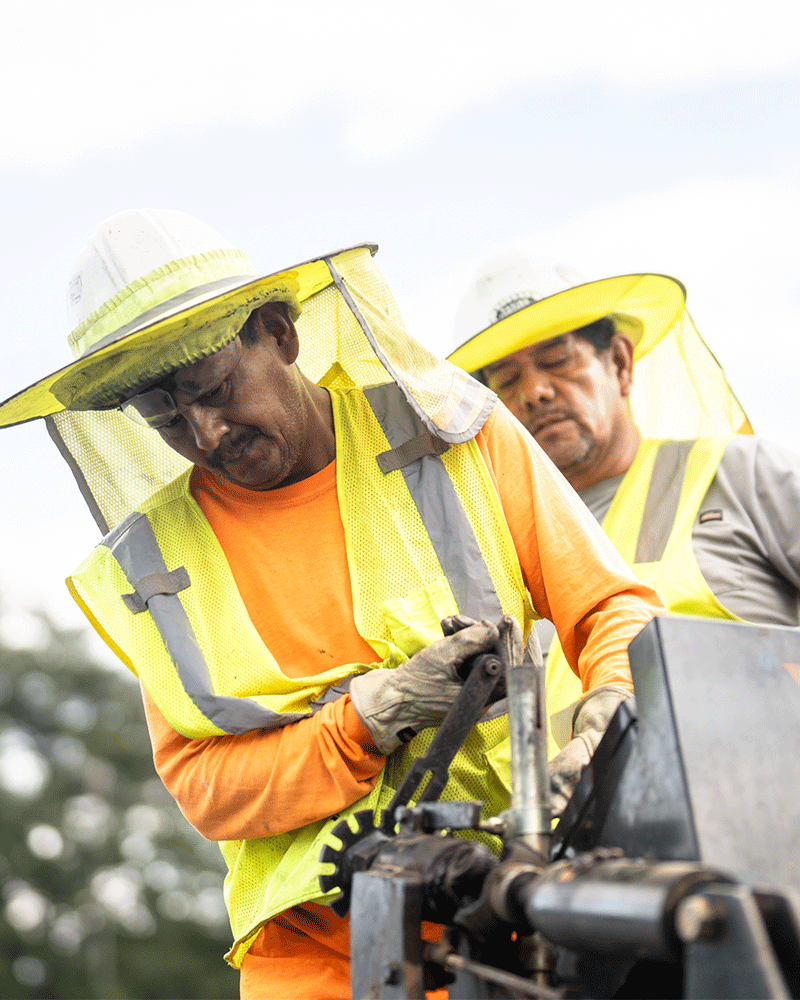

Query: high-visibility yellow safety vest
67 383 569 966
546 436 736 750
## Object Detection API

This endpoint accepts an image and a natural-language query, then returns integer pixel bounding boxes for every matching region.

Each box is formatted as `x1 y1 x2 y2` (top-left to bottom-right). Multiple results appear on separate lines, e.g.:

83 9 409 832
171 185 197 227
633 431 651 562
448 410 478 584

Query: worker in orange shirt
0 211 662 999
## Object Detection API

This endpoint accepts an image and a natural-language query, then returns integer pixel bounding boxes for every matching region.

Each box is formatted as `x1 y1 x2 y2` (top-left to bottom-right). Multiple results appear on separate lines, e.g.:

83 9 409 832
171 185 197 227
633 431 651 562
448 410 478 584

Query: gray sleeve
693 436 800 625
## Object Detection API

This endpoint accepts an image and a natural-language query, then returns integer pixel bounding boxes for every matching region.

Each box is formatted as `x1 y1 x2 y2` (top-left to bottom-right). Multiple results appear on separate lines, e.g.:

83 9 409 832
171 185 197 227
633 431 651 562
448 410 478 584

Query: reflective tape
365 383 503 624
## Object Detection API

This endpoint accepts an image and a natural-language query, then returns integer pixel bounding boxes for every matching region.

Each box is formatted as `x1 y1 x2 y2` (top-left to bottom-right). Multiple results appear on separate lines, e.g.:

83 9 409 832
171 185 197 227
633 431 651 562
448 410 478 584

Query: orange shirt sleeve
475 403 664 694
143 684 384 840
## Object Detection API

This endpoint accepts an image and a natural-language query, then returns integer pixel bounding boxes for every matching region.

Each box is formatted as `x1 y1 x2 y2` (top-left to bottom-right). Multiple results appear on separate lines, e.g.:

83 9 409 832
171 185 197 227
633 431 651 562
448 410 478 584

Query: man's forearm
141 685 384 841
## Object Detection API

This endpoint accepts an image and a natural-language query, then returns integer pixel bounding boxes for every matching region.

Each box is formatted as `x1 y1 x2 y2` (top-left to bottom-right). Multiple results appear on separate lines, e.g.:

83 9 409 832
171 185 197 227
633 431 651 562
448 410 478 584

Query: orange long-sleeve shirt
141 402 661 999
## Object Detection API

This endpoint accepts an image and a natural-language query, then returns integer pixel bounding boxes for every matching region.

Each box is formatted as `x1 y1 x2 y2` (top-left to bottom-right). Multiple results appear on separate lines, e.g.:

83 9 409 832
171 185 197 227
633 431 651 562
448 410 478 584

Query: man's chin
534 434 591 475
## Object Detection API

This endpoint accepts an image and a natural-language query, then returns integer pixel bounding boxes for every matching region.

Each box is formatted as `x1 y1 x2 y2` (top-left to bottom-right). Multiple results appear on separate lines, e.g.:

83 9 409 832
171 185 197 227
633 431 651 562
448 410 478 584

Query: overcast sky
1 0 798 663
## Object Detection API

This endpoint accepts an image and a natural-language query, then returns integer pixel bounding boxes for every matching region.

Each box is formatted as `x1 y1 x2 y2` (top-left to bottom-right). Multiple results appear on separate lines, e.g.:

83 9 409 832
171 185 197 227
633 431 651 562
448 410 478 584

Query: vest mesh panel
334 385 450 644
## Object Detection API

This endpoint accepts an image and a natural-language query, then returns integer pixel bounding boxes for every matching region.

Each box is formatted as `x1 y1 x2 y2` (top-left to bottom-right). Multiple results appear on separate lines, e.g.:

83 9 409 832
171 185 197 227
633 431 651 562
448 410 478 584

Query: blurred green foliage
0 607 239 999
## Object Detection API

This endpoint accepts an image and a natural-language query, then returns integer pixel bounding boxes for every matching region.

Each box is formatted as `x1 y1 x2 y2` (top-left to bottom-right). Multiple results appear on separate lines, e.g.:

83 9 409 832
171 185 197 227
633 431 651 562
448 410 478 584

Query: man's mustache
208 428 259 469
530 408 575 435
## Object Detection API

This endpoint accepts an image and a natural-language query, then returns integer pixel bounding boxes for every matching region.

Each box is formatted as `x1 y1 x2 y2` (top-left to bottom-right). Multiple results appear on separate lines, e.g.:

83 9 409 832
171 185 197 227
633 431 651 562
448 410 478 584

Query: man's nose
519 364 555 406
183 405 230 452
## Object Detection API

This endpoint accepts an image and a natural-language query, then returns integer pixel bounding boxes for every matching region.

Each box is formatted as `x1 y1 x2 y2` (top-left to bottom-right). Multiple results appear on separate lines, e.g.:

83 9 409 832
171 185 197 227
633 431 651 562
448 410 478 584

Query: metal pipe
503 629 551 856
516 857 729 962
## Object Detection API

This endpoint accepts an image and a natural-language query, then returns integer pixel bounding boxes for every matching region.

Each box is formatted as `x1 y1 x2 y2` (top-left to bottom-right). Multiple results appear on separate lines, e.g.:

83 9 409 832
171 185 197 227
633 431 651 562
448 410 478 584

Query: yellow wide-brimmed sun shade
0 247 375 428
448 272 687 373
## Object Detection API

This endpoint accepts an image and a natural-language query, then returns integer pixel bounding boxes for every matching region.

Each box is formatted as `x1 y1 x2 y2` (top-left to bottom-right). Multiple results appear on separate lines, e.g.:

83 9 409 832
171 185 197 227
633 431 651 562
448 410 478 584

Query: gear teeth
327 890 351 918
318 843 343 894
350 809 379 837
317 811 379 915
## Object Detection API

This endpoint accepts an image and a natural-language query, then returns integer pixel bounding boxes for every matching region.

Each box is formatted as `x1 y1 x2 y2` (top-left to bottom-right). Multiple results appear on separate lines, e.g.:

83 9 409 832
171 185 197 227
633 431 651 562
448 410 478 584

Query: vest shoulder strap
364 382 504 624
603 437 732 565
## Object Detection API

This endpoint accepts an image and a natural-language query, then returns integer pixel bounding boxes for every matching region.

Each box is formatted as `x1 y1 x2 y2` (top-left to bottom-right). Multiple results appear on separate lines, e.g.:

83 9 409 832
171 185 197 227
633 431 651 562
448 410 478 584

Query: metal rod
503 630 551 855
424 943 565 1000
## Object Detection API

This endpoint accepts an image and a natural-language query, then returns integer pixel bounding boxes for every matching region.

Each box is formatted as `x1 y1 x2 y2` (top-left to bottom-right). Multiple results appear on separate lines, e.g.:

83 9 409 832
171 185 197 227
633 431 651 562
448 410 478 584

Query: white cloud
3 0 798 165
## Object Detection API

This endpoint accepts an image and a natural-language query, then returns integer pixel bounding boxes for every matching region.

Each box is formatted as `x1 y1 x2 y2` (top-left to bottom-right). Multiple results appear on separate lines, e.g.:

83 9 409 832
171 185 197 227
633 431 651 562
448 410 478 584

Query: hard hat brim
447 273 686 373
0 244 377 428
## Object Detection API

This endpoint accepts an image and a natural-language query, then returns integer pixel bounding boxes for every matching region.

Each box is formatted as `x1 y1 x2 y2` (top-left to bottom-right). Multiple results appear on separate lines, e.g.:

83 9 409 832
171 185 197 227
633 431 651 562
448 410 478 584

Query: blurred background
0 1 798 995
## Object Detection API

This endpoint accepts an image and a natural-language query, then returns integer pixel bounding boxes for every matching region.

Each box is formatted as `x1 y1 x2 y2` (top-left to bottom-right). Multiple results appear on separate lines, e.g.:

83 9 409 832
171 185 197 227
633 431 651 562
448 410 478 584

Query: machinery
319 616 800 999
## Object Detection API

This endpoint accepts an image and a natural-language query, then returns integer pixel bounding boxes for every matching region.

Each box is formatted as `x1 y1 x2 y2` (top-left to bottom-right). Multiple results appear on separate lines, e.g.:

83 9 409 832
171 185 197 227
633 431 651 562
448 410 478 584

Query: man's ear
255 302 300 364
610 333 635 397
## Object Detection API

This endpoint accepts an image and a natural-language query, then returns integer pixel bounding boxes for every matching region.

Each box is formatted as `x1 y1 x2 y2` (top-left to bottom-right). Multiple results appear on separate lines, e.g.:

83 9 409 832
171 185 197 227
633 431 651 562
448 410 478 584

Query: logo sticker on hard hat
491 293 538 324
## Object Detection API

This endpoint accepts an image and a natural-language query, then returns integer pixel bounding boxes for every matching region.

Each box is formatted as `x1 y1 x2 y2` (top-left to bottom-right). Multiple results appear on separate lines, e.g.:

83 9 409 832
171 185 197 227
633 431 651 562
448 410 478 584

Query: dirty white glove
442 613 530 707
444 613 532 666
349 620 500 754
548 684 631 818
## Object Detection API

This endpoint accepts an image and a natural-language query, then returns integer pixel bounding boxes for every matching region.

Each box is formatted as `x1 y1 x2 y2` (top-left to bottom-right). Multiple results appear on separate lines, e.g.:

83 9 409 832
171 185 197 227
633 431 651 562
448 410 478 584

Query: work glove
548 684 631 818
442 613 525 705
349 619 500 755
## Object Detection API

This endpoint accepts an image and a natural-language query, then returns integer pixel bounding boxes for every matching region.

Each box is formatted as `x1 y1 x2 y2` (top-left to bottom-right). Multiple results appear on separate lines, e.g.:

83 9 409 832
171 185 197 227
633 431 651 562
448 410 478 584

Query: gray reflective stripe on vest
104 511 310 735
364 382 504 623
634 440 695 564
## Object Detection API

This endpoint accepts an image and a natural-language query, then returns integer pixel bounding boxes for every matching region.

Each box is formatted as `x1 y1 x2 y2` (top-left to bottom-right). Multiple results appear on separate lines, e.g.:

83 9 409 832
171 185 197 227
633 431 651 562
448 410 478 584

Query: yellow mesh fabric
334 385 451 653
69 468 369 734
333 386 532 656
225 710 512 968
67 387 530 738
334 250 493 441
442 441 536 633
51 409 191 531
630 311 752 439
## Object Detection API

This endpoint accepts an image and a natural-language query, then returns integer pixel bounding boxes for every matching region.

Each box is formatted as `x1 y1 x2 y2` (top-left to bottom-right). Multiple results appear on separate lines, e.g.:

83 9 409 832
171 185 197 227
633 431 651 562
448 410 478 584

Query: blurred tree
0 605 239 999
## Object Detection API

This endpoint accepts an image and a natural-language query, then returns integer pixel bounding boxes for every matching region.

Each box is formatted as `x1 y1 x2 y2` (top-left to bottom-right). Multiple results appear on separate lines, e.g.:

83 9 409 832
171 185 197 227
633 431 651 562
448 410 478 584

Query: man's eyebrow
485 358 516 374
171 369 224 396
172 376 206 394
534 334 570 352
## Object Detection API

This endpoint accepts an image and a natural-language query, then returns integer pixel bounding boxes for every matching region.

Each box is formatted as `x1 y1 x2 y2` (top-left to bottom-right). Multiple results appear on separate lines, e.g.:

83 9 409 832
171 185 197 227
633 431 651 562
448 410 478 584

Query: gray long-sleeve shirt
581 435 800 625
538 436 800 653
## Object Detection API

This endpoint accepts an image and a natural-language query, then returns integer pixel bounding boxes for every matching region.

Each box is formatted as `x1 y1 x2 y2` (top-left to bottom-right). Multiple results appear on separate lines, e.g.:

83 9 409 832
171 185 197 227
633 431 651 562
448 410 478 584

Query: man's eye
538 354 570 370
198 381 228 405
488 371 518 392
160 414 185 435
497 377 518 392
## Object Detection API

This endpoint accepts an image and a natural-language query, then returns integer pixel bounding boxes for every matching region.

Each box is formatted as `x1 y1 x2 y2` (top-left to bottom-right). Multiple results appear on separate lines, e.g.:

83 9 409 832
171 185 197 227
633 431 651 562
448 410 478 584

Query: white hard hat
449 251 686 373
0 209 345 424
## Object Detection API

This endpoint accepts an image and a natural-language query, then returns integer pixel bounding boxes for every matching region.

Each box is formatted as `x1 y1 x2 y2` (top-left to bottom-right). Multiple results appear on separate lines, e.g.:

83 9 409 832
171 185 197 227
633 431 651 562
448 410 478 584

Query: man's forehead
486 332 573 370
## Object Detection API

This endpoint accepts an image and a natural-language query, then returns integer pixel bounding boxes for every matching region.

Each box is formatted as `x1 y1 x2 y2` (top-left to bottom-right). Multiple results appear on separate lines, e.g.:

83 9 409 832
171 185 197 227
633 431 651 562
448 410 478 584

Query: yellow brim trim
0 245 375 427
448 273 686 373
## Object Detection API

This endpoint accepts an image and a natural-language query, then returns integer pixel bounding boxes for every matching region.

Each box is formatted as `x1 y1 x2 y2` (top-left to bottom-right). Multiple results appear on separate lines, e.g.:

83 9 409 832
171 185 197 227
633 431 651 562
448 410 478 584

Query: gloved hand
349 619 500 754
441 613 524 704
548 684 631 817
